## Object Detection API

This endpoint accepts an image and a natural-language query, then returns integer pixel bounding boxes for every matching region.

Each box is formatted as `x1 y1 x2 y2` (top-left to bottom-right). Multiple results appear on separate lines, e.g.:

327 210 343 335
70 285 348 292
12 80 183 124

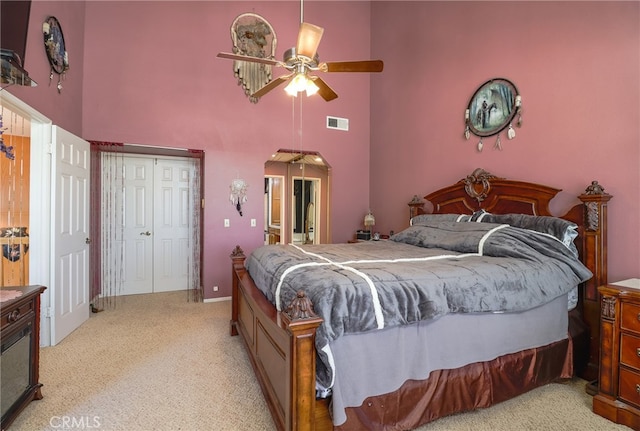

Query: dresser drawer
620 367 640 409
0 299 36 332
621 333 640 370
622 302 640 335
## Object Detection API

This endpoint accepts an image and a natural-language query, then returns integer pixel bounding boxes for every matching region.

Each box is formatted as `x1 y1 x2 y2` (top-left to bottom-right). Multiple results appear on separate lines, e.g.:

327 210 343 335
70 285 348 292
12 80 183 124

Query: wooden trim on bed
230 246 329 431
578 184 612 383
229 168 611 431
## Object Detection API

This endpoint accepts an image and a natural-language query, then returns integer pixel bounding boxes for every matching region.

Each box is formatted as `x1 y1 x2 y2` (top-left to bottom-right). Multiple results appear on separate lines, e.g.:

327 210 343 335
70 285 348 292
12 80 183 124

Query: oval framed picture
43 16 69 75
467 78 519 137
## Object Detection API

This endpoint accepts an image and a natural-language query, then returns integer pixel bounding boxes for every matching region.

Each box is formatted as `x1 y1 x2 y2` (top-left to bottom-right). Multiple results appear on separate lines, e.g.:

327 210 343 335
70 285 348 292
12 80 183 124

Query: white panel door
114 156 193 295
152 158 193 292
52 126 90 345
119 156 154 295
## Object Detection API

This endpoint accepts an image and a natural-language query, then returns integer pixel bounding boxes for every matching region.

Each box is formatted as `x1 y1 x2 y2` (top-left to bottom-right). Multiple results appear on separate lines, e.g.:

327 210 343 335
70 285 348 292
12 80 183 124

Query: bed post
578 181 612 385
408 195 426 219
281 293 324 431
230 245 244 336
229 246 327 431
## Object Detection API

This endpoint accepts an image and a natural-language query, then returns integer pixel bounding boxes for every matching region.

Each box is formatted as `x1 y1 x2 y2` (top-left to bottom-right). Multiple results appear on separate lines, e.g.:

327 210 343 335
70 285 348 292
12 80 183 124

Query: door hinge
47 142 54 154
45 307 52 318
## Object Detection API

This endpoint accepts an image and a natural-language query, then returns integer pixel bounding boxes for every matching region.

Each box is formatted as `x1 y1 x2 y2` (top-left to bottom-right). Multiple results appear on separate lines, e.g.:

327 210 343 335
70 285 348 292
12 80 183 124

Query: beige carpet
9 291 628 431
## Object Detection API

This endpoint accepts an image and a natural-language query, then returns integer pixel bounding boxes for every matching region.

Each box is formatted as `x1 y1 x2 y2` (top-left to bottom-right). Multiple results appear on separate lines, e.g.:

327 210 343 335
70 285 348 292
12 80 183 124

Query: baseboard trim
203 296 231 303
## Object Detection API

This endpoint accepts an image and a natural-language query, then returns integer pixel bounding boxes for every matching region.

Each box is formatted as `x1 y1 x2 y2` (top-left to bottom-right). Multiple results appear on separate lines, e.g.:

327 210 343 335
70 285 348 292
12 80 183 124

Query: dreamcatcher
43 16 69 93
230 178 248 216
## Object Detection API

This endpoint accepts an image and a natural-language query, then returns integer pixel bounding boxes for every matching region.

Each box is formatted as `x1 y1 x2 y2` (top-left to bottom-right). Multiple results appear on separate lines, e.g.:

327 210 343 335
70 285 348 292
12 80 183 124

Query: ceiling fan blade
217 52 280 67
296 22 324 60
310 76 338 102
252 74 294 98
321 60 384 73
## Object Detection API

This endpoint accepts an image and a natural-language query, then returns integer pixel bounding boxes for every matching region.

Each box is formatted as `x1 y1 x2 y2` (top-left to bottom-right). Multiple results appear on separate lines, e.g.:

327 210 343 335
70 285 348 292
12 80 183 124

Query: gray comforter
245 221 592 388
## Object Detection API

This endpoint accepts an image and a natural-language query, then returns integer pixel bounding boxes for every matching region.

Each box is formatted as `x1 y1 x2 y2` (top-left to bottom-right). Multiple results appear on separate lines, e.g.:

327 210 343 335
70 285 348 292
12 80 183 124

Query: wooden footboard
230 246 332 431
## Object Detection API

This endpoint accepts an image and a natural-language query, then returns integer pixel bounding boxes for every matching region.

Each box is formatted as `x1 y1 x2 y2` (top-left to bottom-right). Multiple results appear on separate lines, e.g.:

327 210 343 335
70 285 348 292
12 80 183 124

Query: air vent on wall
326 116 349 131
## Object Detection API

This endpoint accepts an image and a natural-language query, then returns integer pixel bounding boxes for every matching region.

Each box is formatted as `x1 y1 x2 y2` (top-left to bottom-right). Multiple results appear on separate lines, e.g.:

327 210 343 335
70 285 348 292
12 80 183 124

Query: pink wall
370 1 640 283
7 1 638 296
7 1 85 134
79 1 373 298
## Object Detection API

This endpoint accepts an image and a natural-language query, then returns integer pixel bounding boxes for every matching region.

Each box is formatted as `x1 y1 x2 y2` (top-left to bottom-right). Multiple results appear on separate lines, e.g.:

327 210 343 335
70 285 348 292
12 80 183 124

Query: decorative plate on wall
43 16 69 92
464 78 522 151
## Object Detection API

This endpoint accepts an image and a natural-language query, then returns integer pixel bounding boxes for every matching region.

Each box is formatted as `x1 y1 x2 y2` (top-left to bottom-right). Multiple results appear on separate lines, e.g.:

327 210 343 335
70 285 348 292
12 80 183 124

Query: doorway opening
0 105 31 287
292 177 319 244
90 143 204 306
265 149 330 244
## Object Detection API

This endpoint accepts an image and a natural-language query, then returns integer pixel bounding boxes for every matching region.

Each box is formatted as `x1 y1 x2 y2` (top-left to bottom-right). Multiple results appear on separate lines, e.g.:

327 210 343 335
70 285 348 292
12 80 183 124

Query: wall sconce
230 178 248 216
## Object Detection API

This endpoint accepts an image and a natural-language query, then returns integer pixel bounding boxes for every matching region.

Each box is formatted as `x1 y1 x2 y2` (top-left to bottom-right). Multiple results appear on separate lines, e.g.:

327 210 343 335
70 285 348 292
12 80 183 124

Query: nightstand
593 278 640 430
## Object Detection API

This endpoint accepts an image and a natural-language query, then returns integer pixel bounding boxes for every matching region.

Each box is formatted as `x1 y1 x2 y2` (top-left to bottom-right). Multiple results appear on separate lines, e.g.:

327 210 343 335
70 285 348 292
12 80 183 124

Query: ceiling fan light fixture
284 72 319 97
304 78 319 96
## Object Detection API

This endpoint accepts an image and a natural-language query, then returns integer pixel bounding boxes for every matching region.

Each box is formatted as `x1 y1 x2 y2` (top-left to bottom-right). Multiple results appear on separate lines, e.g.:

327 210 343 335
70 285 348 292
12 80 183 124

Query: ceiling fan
217 16 383 102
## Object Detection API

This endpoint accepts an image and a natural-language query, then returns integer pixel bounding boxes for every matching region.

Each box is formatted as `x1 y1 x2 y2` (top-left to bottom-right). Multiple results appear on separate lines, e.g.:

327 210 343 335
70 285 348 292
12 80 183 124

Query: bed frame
230 168 611 431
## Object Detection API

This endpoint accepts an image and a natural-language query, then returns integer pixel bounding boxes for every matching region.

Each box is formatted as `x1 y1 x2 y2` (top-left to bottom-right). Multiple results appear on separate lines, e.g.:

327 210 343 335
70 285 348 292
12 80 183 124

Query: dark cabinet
1 285 46 430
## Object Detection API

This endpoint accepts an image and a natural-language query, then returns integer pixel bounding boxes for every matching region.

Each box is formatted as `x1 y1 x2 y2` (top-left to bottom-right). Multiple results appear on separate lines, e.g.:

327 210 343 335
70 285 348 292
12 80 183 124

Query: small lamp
364 210 375 235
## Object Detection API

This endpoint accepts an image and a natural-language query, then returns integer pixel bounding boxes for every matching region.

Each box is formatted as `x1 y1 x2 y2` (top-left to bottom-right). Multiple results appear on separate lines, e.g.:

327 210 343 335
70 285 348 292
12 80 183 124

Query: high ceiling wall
6 1 639 294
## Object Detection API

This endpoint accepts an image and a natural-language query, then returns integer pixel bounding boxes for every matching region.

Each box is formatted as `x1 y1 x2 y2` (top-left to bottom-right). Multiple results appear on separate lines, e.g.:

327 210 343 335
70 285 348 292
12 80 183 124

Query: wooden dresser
1 285 46 430
593 279 640 430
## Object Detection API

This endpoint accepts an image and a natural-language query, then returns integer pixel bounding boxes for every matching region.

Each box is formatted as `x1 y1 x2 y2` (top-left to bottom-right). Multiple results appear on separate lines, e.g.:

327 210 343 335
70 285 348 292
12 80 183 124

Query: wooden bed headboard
408 167 612 382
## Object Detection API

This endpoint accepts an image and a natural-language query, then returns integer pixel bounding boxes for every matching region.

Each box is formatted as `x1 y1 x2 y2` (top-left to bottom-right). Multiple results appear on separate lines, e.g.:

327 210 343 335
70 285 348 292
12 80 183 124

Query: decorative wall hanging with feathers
464 78 522 151
228 13 277 104
230 178 248 216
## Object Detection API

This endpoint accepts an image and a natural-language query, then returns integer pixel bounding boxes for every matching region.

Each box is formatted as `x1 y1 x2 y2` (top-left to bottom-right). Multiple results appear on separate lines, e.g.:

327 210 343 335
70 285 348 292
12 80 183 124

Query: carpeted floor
8 291 628 431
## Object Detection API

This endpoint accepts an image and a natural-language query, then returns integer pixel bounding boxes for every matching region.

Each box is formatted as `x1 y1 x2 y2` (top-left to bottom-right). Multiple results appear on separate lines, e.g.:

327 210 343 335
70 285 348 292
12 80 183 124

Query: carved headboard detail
462 168 500 203
422 168 561 216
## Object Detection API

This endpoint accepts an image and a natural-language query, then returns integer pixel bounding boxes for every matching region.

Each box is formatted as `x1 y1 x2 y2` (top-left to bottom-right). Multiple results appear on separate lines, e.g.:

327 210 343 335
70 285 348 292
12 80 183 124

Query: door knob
85 238 91 244
140 231 151 236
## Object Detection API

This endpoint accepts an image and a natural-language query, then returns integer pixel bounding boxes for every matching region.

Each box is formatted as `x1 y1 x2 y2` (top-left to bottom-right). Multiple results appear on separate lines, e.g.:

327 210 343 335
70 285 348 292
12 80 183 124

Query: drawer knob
8 310 20 322
637 348 640 357
637 384 640 395
637 312 640 322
